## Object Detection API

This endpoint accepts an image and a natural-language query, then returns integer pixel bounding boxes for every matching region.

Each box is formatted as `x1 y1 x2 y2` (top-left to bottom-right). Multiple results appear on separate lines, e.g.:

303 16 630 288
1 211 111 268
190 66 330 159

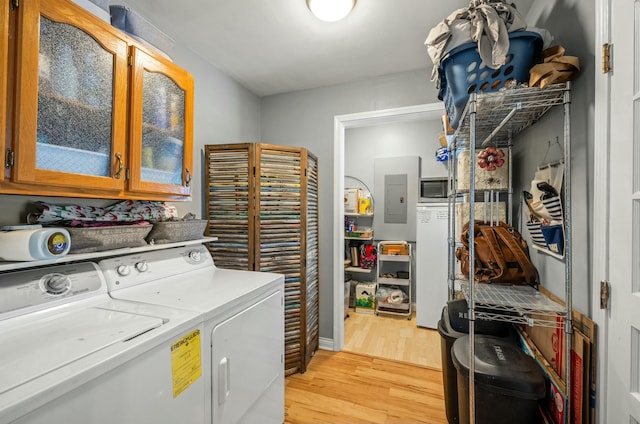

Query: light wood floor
284 349 447 424
343 308 443 370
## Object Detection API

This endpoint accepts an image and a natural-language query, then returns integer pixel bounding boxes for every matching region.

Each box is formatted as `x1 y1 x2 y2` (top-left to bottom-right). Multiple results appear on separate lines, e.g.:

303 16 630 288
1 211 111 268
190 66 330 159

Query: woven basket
67 225 152 253
145 220 208 244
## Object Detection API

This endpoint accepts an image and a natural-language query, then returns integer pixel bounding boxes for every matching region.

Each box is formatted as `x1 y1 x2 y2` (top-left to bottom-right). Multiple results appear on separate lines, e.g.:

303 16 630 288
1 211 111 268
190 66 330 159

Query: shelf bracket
481 103 521 146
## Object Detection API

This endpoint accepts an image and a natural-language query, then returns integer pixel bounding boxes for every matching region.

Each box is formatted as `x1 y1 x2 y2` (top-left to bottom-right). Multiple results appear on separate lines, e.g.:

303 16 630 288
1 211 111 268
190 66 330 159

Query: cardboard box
522 287 596 424
344 188 361 214
537 287 597 424
517 329 567 424
355 282 376 313
457 148 510 191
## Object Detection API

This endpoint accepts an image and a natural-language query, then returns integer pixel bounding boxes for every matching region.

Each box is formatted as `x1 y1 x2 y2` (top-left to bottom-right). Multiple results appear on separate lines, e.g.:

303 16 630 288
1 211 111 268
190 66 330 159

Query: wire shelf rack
454 83 568 148
459 281 566 328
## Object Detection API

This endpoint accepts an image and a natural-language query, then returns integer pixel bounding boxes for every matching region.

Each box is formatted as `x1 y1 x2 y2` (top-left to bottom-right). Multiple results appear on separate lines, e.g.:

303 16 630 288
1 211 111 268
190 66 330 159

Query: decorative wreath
478 147 506 171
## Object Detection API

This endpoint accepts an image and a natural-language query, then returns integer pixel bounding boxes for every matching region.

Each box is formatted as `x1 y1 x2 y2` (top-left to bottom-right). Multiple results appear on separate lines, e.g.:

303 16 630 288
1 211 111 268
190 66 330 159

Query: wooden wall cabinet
204 143 319 375
2 0 193 200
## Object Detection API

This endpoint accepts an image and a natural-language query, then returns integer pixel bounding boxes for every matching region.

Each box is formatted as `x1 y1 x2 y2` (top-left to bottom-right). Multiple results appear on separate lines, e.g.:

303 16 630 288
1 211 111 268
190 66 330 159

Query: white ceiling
118 0 532 97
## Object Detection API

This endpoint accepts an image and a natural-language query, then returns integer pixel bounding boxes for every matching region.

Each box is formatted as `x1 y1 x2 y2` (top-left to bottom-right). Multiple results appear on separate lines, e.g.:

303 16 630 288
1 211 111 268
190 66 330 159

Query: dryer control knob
135 261 149 272
42 273 71 295
188 250 201 262
116 265 130 276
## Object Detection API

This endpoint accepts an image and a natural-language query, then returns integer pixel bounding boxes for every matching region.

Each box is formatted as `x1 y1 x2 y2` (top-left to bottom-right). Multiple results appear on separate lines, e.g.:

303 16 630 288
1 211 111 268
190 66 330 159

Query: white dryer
99 244 285 424
0 261 205 424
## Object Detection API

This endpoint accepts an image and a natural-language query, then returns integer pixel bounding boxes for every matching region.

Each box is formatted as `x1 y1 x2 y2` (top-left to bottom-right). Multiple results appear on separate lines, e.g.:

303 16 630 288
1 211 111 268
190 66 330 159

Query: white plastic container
0 228 71 261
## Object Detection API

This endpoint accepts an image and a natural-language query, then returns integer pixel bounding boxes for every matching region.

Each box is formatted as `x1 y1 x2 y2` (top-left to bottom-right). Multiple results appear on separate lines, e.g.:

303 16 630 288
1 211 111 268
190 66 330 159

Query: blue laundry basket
438 31 544 129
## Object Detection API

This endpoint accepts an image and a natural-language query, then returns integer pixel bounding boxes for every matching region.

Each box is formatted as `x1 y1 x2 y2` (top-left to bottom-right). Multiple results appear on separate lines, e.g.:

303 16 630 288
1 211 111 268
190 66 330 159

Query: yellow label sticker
171 329 202 398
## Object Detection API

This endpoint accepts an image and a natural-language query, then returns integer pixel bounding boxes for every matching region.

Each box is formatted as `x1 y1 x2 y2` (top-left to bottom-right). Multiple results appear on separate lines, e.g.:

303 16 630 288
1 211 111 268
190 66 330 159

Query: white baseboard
318 337 335 351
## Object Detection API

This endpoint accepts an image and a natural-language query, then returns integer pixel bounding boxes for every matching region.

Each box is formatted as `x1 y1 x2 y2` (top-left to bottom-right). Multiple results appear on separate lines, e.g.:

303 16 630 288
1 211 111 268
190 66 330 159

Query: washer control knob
135 261 149 273
42 273 71 295
188 250 201 262
116 265 130 276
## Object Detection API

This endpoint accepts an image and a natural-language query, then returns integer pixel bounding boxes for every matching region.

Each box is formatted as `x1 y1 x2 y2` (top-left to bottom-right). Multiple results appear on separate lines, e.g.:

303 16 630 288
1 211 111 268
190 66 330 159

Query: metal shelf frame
447 83 572 424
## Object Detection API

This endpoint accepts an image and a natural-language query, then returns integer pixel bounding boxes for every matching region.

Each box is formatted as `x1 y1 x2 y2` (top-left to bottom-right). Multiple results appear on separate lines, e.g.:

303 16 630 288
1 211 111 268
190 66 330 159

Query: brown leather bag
456 221 538 285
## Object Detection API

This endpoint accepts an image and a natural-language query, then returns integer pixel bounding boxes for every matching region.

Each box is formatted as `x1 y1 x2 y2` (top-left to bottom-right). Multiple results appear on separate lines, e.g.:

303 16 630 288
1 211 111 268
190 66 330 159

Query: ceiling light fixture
307 0 357 22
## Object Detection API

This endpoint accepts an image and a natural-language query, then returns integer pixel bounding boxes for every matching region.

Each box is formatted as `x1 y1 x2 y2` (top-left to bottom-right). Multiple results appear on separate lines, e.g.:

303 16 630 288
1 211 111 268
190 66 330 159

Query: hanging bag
456 220 538 286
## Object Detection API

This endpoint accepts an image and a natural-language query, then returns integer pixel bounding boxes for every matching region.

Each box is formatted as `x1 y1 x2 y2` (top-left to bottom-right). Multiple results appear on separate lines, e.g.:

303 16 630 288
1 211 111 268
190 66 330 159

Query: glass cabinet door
128 46 193 196
11 0 128 191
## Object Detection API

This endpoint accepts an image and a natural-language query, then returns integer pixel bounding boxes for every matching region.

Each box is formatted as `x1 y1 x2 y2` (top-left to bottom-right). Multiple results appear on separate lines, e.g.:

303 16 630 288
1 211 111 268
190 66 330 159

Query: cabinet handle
185 168 191 187
114 153 123 179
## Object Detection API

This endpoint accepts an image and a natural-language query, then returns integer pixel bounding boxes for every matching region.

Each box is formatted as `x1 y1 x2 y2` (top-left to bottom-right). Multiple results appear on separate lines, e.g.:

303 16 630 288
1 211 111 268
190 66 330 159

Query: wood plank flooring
284 350 447 424
343 309 443 369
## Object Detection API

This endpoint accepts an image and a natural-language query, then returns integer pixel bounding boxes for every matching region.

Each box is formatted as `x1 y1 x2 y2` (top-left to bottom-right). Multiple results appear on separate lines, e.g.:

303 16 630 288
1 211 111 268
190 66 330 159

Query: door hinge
127 54 133 66
602 43 611 74
5 149 15 168
600 280 610 309
10 0 19 10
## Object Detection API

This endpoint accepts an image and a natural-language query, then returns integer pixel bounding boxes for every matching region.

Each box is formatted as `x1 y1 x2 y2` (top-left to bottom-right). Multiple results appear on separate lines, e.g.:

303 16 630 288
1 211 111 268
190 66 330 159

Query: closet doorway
333 103 445 367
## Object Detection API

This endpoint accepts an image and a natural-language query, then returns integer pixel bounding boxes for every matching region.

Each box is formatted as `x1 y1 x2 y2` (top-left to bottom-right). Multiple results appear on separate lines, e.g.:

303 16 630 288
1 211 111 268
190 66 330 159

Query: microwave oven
419 178 448 201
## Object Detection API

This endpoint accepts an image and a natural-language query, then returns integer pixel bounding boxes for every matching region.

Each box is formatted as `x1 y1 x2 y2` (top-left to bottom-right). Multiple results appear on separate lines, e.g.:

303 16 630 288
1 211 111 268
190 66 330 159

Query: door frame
592 0 610 421
332 103 444 351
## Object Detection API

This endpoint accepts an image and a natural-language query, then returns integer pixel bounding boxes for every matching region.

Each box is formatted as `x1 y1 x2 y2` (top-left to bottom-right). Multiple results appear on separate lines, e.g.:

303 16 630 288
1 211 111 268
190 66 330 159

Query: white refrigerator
415 202 449 329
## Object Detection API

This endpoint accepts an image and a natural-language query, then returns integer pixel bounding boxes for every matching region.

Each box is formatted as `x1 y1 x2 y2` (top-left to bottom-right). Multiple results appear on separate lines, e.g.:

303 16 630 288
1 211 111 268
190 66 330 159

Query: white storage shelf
376 241 412 319
378 276 410 286
344 212 376 275
0 237 218 272
377 254 410 262
377 301 409 311
345 266 373 274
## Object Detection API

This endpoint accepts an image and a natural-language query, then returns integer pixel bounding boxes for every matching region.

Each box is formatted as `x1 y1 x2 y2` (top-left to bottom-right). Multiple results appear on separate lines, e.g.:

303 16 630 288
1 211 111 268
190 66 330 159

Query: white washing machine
0 261 205 424
99 244 285 424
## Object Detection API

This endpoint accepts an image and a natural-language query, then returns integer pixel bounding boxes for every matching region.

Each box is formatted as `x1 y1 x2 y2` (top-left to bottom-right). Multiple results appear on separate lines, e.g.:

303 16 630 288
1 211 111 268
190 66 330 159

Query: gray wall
513 0 595 315
169 45 262 219
345 119 448 183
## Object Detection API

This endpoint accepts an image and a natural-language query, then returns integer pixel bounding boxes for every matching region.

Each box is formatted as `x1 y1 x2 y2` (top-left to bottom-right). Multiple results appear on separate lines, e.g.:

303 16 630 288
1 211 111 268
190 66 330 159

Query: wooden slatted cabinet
204 143 319 375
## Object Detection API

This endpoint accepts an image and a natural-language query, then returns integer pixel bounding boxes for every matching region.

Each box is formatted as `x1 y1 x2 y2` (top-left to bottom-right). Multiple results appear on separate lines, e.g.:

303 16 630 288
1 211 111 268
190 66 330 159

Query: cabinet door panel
12 0 127 191
128 47 193 196
1 0 9 183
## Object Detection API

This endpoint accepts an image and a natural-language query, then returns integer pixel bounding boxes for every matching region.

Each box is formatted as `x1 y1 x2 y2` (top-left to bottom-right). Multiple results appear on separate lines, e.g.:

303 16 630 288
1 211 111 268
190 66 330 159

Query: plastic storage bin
110 5 175 57
438 299 512 424
452 334 546 424
438 31 543 129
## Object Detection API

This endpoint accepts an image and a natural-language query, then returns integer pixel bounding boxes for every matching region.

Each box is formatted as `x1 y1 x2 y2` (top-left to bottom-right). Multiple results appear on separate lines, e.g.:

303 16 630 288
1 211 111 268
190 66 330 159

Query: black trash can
451 334 547 424
437 299 511 424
